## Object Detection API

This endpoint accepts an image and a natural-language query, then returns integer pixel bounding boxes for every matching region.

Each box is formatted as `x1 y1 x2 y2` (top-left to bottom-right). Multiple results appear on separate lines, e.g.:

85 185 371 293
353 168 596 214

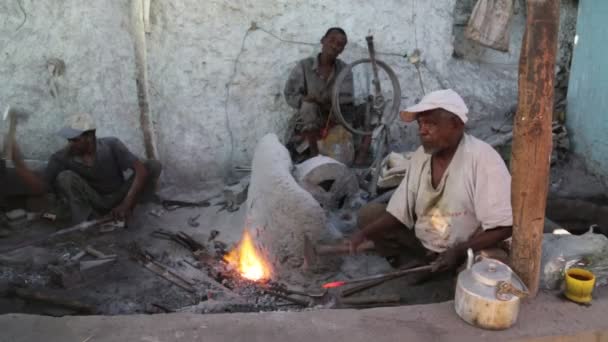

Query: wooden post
510 0 560 297
131 0 159 160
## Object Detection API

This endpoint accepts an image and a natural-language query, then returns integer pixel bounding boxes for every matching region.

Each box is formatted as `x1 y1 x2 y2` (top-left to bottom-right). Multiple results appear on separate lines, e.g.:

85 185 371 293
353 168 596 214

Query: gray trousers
357 203 509 268
56 160 162 224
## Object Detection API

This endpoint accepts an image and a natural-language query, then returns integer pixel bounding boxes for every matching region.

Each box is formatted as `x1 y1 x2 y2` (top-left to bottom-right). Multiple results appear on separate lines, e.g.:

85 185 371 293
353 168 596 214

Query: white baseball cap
58 112 97 139
400 89 469 124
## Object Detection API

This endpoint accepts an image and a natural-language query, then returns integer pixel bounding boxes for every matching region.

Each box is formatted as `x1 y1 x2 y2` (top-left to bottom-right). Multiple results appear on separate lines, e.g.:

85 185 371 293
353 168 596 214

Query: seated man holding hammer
12 112 161 224
349 89 513 272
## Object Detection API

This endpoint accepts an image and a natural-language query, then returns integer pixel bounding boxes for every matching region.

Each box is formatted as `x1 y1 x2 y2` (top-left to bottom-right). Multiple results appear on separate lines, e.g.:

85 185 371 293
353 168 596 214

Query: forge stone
245 134 326 281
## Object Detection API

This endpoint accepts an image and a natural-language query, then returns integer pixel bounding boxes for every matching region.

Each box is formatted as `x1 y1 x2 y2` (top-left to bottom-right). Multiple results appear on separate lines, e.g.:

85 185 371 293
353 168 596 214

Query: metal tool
303 235 375 267
322 264 433 289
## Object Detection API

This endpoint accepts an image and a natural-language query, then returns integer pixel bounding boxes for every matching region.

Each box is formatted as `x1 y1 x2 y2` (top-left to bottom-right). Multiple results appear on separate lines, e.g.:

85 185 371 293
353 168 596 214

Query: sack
377 152 413 189
317 125 355 166
464 0 514 52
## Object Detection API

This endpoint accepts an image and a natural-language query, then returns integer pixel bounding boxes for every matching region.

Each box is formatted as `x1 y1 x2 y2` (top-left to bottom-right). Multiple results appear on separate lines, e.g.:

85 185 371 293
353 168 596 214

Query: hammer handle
316 240 374 255
4 115 16 160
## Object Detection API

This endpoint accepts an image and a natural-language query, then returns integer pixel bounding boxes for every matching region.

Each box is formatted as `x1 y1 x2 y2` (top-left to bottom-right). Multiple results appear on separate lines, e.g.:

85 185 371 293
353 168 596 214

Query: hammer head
3 106 29 122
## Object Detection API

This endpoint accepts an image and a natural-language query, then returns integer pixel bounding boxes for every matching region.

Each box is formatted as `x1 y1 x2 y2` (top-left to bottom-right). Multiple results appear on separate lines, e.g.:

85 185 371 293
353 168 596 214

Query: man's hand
431 247 465 272
348 230 367 255
111 201 133 220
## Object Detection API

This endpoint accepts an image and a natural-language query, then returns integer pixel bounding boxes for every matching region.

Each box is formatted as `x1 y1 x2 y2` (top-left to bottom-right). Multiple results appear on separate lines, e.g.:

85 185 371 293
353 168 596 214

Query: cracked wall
0 0 578 187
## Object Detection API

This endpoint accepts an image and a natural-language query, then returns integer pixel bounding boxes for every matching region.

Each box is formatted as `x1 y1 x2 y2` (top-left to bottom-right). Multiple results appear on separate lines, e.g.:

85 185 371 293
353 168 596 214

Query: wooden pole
131 0 159 160
510 0 560 297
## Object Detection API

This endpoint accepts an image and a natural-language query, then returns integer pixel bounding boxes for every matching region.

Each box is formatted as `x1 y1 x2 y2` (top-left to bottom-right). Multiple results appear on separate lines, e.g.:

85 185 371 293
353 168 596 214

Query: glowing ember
322 281 346 289
224 229 272 281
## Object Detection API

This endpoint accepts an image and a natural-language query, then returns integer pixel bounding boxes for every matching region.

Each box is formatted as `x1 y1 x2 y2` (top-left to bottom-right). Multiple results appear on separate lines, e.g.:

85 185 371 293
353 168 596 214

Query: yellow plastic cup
564 268 596 304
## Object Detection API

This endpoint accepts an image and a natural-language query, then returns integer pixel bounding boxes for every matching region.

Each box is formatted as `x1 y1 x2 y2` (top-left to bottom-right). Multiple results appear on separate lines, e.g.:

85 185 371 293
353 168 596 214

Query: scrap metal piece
187 214 201 228
129 244 196 293
208 230 220 242
303 235 375 267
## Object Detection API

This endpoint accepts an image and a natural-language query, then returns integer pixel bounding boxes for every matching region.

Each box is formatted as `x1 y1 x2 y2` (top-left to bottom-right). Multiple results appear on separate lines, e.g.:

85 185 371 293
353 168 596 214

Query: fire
322 281 346 289
224 229 272 281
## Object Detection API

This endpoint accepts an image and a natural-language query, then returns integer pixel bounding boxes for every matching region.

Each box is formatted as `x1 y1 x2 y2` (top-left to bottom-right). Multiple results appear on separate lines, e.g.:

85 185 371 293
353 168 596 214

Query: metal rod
324 265 432 289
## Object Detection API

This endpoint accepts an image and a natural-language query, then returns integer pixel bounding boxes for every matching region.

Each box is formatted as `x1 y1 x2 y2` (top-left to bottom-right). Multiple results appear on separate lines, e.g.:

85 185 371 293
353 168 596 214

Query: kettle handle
466 248 474 269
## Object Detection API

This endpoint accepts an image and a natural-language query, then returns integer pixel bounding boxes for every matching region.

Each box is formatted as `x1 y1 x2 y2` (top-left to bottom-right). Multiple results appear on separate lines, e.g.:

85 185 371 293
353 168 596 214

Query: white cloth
386 134 513 253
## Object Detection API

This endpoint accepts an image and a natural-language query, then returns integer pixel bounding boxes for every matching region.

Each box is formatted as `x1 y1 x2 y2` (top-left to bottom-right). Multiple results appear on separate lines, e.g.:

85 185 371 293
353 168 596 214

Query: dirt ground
0 155 606 316
0 178 456 316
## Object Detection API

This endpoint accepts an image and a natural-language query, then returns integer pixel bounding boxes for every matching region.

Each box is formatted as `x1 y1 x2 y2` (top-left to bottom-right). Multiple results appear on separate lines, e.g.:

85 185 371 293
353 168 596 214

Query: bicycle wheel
332 58 401 136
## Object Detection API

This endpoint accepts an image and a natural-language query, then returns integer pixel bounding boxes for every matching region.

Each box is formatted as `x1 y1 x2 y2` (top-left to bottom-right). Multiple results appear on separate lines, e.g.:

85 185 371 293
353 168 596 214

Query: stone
245 134 326 281
222 177 250 208
5 209 26 221
294 156 359 210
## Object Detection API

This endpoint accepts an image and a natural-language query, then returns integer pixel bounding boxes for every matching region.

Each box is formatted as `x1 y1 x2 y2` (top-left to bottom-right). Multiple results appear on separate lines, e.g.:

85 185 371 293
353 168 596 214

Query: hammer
3 106 27 160
303 235 375 267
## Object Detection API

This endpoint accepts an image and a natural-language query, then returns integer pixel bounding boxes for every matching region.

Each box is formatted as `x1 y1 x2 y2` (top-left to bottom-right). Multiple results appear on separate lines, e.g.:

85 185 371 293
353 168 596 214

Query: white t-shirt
386 134 513 253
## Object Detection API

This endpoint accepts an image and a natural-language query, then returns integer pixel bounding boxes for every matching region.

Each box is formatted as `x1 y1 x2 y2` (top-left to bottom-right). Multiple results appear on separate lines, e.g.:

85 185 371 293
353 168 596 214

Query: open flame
224 229 272 281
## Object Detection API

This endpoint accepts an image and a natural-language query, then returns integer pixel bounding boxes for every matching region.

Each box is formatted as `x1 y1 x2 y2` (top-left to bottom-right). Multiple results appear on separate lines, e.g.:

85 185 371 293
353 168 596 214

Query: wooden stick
510 0 560 297
316 240 375 255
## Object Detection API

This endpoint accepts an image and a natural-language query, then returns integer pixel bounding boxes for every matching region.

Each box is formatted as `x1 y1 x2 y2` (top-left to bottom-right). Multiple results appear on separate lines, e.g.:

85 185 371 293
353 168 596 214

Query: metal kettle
454 249 528 330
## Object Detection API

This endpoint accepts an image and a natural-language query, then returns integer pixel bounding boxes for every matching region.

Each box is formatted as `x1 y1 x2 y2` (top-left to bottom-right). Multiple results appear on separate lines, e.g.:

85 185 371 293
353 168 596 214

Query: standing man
350 89 513 272
284 27 353 158
12 112 161 224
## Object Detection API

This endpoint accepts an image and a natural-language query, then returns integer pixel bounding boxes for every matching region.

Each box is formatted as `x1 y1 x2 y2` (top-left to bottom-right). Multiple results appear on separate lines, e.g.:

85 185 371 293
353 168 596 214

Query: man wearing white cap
12 113 161 224
350 89 513 272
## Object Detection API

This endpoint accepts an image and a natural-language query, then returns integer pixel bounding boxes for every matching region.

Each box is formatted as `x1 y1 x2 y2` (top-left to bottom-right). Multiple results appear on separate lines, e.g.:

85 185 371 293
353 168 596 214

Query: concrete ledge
1 291 607 342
